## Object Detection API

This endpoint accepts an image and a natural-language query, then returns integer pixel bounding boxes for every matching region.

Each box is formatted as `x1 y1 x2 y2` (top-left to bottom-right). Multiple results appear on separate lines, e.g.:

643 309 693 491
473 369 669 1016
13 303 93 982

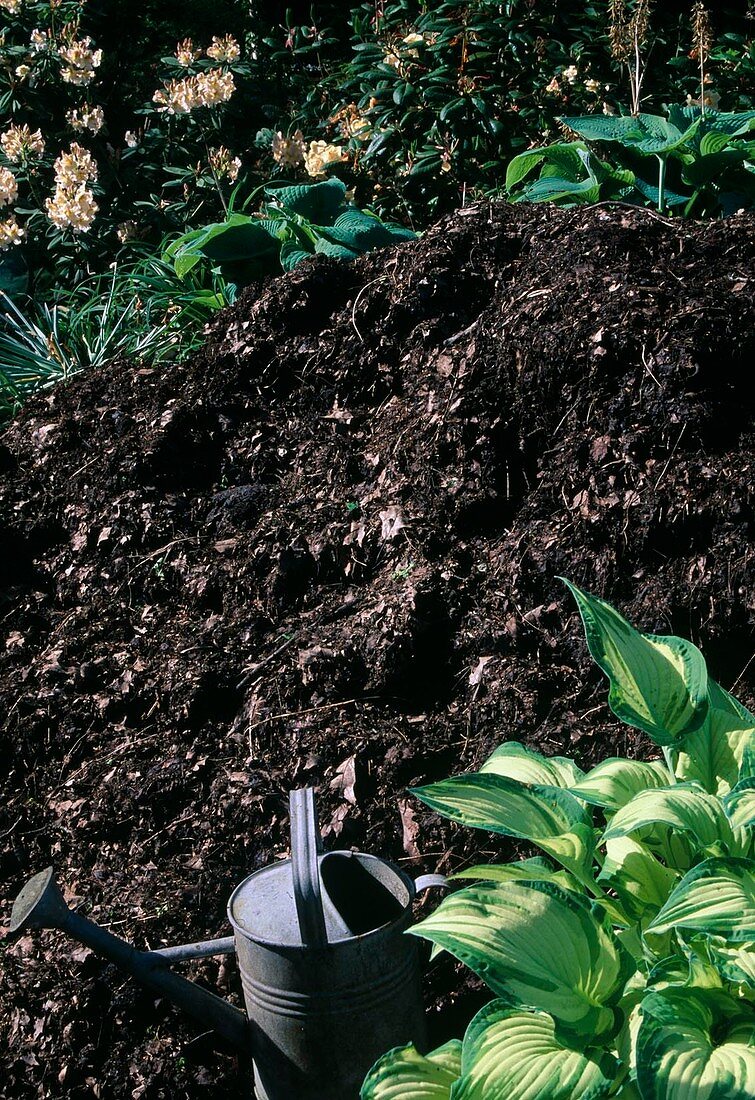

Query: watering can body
230 852 431 1100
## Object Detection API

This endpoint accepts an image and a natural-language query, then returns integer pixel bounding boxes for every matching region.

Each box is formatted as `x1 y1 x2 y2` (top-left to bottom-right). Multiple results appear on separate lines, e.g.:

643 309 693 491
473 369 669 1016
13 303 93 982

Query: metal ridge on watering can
8 787 447 1100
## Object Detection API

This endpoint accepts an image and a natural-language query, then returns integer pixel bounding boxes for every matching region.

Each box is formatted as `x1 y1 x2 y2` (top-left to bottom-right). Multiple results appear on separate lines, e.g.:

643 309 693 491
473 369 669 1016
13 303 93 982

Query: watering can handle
414 873 449 893
289 788 328 949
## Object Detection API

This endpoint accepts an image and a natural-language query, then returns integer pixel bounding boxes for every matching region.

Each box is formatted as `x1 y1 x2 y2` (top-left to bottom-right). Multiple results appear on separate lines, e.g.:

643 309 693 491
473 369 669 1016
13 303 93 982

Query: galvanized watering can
10 788 446 1099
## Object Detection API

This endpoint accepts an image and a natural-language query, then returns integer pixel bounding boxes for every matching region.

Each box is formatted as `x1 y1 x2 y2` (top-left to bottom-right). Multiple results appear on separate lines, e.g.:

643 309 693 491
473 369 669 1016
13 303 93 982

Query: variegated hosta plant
361 580 755 1100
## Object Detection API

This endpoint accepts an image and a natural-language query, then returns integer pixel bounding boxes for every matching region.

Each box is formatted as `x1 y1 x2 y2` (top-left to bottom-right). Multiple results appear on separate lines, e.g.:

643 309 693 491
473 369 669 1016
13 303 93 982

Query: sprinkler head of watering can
10 865 70 935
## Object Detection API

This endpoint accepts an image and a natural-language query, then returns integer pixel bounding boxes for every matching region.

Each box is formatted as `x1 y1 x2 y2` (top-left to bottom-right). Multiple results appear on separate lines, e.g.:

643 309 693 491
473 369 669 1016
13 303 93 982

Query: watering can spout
9 867 249 1050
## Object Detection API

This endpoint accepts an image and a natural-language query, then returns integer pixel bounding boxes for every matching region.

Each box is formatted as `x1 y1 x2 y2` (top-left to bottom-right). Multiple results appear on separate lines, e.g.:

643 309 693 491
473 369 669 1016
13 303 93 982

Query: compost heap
2 202 755 1098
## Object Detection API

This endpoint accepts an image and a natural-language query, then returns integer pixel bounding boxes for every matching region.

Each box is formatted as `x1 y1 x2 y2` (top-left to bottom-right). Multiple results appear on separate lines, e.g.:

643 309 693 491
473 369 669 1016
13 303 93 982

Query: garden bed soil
2 202 755 1098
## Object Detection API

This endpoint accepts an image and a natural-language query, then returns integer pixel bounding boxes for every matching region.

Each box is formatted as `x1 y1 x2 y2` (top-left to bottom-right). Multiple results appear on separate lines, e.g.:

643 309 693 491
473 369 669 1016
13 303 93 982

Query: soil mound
3 203 755 1097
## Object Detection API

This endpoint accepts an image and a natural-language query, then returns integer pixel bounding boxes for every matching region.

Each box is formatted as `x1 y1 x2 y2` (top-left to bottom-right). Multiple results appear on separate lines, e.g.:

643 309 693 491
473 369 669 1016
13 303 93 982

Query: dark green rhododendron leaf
562 580 708 744
636 986 755 1100
409 880 633 1044
452 999 619 1100
360 1038 462 1100
646 857 755 940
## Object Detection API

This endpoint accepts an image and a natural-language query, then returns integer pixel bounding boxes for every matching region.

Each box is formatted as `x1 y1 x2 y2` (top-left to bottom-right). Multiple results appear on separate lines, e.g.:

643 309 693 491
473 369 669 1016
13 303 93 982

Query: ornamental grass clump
362 580 755 1100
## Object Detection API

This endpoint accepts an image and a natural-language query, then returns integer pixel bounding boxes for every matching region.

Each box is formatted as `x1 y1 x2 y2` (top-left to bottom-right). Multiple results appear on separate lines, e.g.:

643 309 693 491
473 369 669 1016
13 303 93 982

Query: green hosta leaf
451 856 578 893
560 113 699 154
562 579 709 745
602 785 747 860
264 178 347 224
412 773 590 840
699 934 755 989
675 680 755 795
632 177 690 208
636 986 755 1100
326 208 416 250
506 149 550 191
724 778 755 831
481 742 584 788
699 130 735 157
740 730 755 781
560 114 645 144
409 880 633 1044
514 172 601 206
646 857 755 940
570 759 671 812
313 235 360 261
598 837 679 922
451 1000 619 1100
360 1039 462 1100
279 239 313 272
411 773 595 880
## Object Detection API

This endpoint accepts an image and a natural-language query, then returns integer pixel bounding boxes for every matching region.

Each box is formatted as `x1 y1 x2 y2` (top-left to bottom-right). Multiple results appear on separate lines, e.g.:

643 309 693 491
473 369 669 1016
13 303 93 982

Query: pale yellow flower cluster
67 104 104 134
562 64 579 85
45 142 98 232
271 130 305 167
124 130 139 148
331 103 371 140
304 140 345 179
206 35 240 63
59 37 103 86
0 215 25 251
15 64 31 81
0 165 18 206
30 28 48 53
153 68 235 114
175 38 200 67
1 123 45 161
209 145 241 182
383 31 425 71
0 0 22 14
584 78 601 95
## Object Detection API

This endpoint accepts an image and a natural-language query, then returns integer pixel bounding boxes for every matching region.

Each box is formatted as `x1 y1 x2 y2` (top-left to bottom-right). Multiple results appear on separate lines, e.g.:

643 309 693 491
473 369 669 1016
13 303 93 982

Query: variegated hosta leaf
697 933 755 990
598 836 679 922
675 679 755 795
360 1039 462 1100
636 987 755 1100
561 580 708 745
450 1000 619 1100
724 778 755 833
570 759 671 813
411 773 596 881
451 856 579 894
409 880 633 1044
602 785 749 861
646 856 755 940
481 742 584 788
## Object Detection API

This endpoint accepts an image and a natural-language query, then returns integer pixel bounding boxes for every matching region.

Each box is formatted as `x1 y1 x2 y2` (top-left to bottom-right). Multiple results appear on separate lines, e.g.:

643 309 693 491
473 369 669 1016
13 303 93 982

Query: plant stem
662 744 676 782
657 154 666 214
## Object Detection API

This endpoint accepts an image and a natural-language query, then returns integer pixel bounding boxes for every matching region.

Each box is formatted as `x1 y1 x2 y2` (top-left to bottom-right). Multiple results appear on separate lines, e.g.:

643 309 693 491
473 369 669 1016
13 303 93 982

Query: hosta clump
506 106 755 217
362 579 755 1100
164 177 415 288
